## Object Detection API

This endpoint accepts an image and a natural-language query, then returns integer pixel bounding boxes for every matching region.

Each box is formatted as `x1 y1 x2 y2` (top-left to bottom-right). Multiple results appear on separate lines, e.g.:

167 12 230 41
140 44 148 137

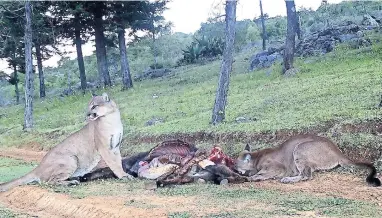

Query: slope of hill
1 37 382 162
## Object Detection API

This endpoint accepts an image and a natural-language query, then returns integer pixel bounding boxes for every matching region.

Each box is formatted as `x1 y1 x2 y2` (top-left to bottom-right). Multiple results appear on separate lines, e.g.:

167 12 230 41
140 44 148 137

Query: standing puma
235 134 381 186
0 93 131 192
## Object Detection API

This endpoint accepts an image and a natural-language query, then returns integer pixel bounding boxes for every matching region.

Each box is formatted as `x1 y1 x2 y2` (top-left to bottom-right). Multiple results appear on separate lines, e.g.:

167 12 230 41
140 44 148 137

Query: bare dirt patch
235 172 382 205
0 185 274 218
0 148 46 162
0 186 195 218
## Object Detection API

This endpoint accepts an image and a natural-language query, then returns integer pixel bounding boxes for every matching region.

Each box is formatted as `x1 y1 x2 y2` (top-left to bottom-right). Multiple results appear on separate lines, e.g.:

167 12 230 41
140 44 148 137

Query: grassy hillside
1 37 382 156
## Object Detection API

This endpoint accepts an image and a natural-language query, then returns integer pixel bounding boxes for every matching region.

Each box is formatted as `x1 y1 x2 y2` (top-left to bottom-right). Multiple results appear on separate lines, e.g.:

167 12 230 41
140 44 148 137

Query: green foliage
197 19 261 50
168 212 191 218
300 1 382 35
6 73 18 86
178 35 224 65
197 36 224 58
179 41 204 64
264 16 287 40
0 205 18 218
149 62 164 70
245 24 261 42
41 32 192 89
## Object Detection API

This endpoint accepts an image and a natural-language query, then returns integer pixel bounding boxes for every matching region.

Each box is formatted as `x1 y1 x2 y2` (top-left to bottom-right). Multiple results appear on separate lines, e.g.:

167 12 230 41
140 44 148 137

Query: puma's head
87 93 118 121
234 144 255 175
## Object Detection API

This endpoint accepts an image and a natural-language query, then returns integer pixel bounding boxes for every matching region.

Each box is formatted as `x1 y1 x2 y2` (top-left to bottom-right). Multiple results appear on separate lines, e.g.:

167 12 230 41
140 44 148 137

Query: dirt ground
1 148 381 218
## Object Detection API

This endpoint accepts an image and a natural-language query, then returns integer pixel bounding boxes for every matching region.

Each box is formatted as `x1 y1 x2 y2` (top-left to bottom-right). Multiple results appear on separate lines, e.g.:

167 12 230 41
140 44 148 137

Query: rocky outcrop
296 24 372 57
249 47 283 71
250 22 376 70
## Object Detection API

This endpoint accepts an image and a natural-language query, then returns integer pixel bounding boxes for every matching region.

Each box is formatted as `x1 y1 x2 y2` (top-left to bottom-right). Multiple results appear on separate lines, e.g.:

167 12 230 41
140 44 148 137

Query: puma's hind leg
281 140 342 184
43 158 80 186
280 159 313 183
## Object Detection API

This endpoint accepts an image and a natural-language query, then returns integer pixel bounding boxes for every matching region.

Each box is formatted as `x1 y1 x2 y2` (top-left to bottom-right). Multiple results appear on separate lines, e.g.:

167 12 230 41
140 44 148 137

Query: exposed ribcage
145 139 197 161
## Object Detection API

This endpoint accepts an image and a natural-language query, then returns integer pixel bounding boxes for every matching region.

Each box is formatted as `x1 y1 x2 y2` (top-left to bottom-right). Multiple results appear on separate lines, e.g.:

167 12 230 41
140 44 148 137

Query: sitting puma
0 93 131 192
235 134 381 186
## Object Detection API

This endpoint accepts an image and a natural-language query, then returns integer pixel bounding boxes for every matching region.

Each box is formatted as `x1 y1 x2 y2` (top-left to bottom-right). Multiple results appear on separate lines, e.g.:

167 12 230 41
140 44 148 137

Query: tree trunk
74 13 87 93
259 0 266 51
13 64 20 104
211 0 237 125
24 0 33 130
117 28 133 89
35 43 45 98
282 0 297 74
153 35 158 69
296 11 302 40
94 6 111 87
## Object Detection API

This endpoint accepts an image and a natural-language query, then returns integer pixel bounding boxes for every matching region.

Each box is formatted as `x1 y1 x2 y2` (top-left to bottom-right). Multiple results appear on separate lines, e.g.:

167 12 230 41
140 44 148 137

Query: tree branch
0 5 24 18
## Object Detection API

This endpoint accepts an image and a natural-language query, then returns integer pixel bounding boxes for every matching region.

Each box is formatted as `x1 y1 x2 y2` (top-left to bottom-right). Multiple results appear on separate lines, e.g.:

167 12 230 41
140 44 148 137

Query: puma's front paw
249 175 263 182
280 176 302 184
68 180 81 186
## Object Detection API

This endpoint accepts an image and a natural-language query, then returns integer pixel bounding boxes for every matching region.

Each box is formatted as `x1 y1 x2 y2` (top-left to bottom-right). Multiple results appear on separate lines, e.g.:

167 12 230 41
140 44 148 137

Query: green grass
0 158 36 183
1 36 382 154
0 205 17 218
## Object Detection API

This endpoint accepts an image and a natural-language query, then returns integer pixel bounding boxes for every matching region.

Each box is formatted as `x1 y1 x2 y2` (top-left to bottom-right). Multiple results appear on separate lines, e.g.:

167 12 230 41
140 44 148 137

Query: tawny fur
0 93 131 192
235 134 381 186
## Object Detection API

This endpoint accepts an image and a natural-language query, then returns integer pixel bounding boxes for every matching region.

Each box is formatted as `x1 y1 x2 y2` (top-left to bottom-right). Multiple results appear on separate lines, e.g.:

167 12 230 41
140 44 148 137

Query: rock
348 38 372 49
144 181 158 190
61 88 74 96
303 59 315 64
338 34 358 43
249 23 374 68
145 117 164 126
235 116 254 123
134 68 171 82
219 179 229 186
249 51 282 71
74 82 96 90
356 31 364 38
197 178 207 184
295 24 371 57
362 14 379 27
284 68 299 77
265 69 273 76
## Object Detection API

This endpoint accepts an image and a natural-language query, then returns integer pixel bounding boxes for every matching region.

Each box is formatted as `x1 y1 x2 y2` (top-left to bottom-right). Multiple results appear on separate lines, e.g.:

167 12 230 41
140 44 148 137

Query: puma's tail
352 162 381 187
0 171 39 192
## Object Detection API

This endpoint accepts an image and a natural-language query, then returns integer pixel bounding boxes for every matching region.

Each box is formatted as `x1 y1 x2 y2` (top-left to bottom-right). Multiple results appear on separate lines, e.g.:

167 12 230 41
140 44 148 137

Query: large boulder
74 81 96 90
249 47 283 71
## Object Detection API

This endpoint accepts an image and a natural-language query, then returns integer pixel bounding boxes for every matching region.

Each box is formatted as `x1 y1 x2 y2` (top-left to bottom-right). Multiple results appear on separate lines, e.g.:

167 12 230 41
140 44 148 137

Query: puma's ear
102 93 110 102
91 92 97 97
244 154 251 162
244 144 251 152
